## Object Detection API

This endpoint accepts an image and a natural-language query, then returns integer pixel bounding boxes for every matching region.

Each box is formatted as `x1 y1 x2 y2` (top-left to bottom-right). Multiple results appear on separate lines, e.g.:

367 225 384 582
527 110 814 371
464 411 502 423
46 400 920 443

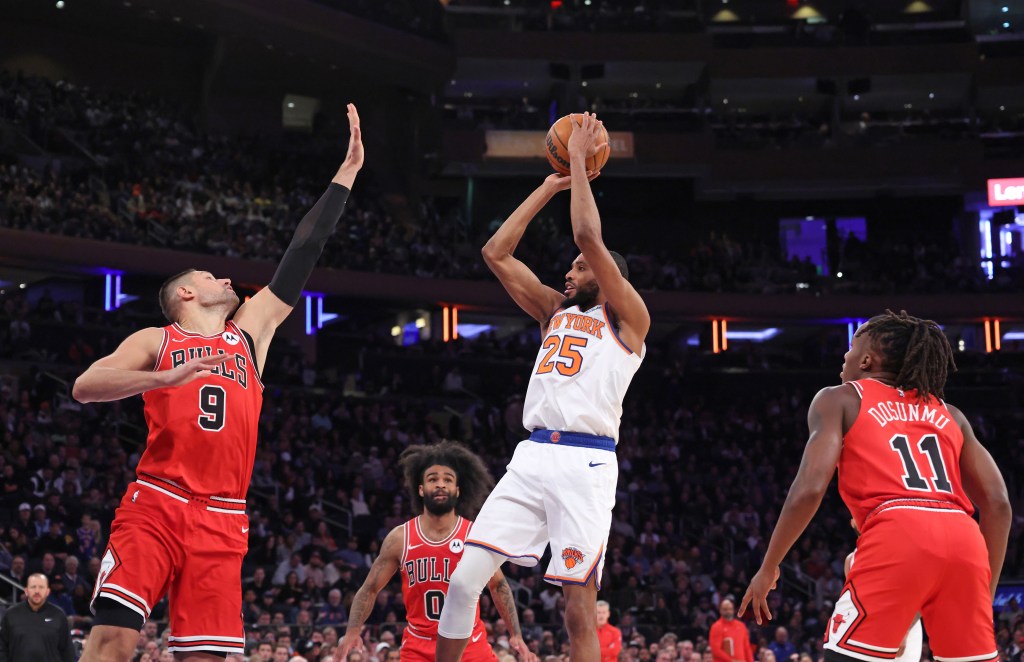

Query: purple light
104 273 123 311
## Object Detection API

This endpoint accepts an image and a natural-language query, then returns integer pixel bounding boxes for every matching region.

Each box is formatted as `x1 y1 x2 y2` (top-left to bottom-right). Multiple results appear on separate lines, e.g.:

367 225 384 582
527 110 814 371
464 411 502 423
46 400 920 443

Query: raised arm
739 385 850 624
233 103 363 369
336 525 404 659
487 569 535 662
952 404 1012 597
72 327 228 403
566 113 650 352
481 175 578 324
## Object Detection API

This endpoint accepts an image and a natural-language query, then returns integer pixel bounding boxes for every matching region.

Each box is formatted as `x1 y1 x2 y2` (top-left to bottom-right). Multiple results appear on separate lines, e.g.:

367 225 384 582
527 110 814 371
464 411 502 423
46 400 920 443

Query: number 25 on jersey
537 335 588 376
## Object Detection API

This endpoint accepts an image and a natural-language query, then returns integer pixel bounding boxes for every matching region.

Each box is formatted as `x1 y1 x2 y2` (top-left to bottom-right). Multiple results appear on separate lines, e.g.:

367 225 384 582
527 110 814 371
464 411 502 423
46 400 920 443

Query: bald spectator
767 627 796 662
596 600 622 662
317 589 347 626
709 599 752 662
0 573 74 661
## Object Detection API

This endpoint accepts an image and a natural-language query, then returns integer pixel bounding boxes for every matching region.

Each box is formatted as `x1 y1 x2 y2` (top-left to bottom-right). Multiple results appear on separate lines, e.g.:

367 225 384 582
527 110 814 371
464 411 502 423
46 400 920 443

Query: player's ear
177 284 195 302
418 485 424 498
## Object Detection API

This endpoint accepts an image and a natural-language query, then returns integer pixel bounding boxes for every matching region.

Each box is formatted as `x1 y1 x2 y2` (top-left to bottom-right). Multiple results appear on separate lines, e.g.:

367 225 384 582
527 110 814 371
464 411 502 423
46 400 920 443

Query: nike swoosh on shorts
588 461 606 467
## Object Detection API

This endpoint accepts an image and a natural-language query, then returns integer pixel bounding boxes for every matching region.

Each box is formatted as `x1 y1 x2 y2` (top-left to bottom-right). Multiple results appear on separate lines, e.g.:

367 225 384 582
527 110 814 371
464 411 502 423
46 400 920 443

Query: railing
0 572 25 605
54 128 102 169
779 563 821 605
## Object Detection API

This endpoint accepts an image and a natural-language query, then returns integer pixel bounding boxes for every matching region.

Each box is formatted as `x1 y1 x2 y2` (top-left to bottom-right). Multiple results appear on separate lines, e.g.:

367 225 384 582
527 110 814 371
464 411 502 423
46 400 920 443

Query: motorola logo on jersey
221 331 240 345
404 557 453 587
171 347 249 389
449 539 464 554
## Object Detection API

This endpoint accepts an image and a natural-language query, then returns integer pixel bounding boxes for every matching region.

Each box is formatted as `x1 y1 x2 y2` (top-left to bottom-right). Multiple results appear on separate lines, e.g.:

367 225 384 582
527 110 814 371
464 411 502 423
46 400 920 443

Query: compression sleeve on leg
437 545 504 639
267 183 350 307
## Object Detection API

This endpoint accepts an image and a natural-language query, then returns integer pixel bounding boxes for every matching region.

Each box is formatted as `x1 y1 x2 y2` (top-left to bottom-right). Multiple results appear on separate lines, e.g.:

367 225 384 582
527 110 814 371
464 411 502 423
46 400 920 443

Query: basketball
545 113 611 176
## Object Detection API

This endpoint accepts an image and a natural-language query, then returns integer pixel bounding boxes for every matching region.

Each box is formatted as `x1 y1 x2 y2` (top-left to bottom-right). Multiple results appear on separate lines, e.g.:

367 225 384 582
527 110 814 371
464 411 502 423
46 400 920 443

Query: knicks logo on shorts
561 547 585 570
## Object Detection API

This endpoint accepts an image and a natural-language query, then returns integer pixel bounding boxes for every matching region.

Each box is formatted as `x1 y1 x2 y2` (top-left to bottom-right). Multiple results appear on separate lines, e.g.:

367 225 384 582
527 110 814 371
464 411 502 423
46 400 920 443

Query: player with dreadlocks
337 441 534 662
741 310 1011 662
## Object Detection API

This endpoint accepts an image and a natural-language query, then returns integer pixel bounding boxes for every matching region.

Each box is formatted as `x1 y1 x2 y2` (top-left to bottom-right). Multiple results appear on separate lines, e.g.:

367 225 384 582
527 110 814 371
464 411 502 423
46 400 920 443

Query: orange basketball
544 113 610 176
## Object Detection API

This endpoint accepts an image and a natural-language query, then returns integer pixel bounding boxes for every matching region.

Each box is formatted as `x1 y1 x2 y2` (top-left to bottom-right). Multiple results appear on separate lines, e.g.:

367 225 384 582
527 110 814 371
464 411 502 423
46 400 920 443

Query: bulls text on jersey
170 347 250 389
404 557 453 587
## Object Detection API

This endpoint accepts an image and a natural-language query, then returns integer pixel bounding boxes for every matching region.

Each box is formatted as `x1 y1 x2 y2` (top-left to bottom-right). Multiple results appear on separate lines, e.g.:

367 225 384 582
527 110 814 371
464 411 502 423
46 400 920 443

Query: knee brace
437 545 503 639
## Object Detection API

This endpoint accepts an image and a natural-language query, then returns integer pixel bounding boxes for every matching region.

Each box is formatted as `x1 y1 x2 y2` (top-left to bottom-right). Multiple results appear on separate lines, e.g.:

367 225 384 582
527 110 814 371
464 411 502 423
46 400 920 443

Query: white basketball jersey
522 304 644 441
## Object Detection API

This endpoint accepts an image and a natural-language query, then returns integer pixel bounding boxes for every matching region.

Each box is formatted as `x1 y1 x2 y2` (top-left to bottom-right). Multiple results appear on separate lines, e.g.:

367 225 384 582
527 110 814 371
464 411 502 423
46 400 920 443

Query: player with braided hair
852 309 957 402
337 441 534 662
742 310 1011 662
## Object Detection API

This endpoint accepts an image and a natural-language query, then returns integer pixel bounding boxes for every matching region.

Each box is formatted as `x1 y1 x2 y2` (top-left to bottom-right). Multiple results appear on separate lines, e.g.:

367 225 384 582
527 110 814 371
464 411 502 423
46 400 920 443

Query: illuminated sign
485 130 634 160
987 178 1024 207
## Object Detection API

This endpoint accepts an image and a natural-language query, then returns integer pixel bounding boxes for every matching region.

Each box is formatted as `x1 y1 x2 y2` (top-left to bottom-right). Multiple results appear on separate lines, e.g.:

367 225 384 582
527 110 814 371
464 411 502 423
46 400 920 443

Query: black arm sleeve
267 183 351 307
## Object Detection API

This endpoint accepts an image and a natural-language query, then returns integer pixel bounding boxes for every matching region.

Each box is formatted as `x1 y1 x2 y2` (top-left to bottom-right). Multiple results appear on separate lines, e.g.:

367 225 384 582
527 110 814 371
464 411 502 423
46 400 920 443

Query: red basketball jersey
400 516 485 641
839 378 974 529
138 321 263 499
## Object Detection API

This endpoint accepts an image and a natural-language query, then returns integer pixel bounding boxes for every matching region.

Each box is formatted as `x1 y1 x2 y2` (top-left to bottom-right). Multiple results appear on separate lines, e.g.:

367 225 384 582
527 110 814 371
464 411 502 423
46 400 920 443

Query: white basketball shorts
465 429 617 587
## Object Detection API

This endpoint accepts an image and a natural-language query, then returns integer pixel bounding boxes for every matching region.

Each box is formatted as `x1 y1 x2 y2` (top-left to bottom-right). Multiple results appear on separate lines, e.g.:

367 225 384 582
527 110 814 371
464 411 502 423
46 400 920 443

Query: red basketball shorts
825 500 997 662
90 478 249 655
400 630 496 662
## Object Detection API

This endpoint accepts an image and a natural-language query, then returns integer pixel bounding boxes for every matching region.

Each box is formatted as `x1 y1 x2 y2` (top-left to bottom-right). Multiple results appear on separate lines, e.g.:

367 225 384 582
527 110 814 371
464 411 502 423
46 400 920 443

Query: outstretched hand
738 564 780 625
566 111 608 161
544 170 600 192
335 632 366 662
334 103 363 188
508 635 537 662
159 353 230 388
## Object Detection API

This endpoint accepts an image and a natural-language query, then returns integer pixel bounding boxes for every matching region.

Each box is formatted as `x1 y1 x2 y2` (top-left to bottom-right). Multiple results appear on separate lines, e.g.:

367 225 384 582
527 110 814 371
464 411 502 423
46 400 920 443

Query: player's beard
562 281 600 311
424 491 458 516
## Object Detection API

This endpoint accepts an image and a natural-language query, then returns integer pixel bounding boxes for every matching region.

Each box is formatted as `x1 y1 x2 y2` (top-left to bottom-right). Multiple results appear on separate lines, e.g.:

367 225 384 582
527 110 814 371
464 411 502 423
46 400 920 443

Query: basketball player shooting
436 112 650 662
739 310 1011 662
71 105 363 661
337 442 533 662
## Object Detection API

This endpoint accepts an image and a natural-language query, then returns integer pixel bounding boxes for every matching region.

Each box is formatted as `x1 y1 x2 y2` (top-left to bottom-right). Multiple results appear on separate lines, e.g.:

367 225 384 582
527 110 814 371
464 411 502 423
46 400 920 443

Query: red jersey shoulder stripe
228 321 264 390
153 328 170 372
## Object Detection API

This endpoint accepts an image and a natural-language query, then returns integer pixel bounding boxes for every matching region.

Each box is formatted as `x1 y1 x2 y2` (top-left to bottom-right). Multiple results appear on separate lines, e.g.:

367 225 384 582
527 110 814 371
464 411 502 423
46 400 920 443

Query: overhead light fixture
791 4 823 20
711 8 740 22
726 328 782 342
853 94 860 100
903 0 934 14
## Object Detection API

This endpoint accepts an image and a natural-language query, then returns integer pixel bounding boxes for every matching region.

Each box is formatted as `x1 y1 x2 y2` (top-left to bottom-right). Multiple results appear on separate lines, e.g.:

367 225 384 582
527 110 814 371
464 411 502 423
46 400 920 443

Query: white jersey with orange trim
522 303 644 441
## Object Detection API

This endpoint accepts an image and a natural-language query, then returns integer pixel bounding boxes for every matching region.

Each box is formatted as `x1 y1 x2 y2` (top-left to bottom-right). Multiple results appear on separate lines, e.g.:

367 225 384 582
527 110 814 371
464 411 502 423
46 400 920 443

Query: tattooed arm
337 526 403 659
487 570 536 662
